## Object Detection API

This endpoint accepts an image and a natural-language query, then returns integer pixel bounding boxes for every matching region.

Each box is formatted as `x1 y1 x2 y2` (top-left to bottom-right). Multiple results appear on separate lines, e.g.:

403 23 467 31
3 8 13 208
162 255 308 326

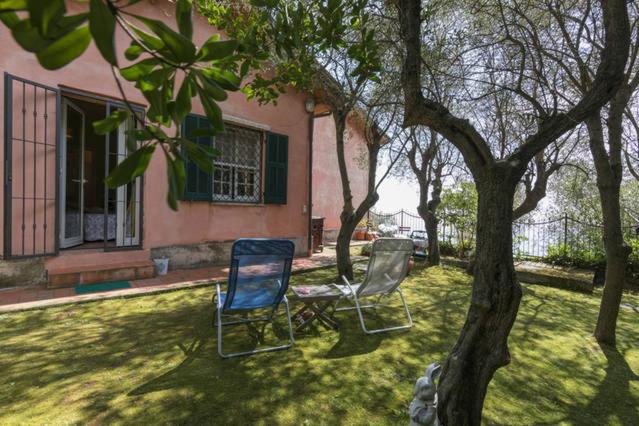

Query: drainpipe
307 110 315 257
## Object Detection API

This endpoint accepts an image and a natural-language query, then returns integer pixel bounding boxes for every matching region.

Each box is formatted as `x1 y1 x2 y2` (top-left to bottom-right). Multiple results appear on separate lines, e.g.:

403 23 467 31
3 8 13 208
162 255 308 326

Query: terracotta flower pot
407 257 415 275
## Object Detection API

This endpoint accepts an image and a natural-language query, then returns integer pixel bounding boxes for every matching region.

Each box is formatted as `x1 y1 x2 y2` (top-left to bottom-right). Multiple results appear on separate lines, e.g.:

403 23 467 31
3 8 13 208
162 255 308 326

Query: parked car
409 230 428 256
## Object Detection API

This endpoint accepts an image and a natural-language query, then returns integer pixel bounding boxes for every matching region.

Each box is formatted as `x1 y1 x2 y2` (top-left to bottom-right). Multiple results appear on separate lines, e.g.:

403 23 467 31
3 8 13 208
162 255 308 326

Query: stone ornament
409 363 442 426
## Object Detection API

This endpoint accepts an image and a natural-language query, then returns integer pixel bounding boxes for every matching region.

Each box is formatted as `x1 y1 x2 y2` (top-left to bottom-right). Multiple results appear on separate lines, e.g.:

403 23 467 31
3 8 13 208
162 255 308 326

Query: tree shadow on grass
564 344 639 425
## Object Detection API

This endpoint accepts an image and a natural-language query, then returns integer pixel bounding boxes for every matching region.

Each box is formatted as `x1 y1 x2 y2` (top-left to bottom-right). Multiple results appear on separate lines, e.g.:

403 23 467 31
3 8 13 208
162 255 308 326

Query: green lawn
0 264 637 425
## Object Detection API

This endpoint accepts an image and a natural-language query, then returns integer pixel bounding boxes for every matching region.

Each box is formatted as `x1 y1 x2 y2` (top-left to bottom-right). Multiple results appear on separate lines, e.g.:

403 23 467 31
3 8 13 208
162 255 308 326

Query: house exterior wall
312 112 369 241
0 0 311 280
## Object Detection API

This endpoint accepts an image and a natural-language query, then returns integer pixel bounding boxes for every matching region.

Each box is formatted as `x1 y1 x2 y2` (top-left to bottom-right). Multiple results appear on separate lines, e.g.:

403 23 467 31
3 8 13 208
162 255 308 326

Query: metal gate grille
4 73 60 258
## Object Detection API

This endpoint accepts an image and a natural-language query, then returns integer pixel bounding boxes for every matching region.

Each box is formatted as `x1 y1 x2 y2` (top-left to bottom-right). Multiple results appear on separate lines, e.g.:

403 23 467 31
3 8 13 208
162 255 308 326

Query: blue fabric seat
217 280 280 310
214 239 296 358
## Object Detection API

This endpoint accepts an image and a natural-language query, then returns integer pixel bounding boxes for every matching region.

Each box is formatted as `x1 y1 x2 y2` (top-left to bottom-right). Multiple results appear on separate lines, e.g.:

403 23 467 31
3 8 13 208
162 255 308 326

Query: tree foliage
0 0 253 209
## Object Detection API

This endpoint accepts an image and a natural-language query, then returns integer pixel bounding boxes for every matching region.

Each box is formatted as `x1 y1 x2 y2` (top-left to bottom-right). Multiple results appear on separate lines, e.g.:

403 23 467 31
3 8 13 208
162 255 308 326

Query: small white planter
153 258 169 276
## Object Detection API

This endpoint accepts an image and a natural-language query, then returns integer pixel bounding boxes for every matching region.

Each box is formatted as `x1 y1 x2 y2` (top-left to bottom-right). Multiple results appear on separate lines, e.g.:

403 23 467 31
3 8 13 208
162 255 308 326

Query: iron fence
368 209 639 259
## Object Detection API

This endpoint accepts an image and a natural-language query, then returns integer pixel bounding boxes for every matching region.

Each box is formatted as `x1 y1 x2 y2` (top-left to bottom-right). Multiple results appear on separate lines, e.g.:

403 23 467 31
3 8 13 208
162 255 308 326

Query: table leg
311 301 339 330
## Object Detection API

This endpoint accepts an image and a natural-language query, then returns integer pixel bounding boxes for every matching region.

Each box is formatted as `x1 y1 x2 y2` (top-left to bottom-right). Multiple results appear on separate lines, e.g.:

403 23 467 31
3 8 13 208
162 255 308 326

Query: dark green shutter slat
183 114 213 201
264 132 288 204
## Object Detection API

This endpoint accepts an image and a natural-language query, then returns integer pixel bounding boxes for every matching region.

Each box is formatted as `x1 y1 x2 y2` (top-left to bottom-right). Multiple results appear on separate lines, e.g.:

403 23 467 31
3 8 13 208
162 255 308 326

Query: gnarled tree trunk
587 99 632 346
436 165 523 424
425 176 442 265
334 109 382 280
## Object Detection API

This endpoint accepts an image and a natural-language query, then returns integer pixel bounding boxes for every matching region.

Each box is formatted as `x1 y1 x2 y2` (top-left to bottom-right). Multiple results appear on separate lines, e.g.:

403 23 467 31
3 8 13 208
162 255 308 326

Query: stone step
47 260 155 288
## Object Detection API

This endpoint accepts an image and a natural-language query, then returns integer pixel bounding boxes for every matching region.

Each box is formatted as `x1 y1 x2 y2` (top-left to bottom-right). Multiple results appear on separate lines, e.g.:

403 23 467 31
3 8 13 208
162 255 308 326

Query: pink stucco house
0 1 368 288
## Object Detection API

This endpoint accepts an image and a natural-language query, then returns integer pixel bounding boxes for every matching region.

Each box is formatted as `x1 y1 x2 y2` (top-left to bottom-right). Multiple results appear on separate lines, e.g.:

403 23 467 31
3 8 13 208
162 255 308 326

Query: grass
0 263 637 425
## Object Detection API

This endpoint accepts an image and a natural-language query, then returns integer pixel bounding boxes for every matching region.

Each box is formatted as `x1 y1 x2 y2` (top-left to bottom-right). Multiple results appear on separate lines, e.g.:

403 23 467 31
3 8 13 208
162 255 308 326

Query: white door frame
59 98 86 248
115 118 141 247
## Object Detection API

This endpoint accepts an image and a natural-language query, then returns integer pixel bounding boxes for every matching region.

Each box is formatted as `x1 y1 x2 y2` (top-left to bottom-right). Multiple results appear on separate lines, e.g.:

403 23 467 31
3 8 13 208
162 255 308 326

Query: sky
375 175 420 213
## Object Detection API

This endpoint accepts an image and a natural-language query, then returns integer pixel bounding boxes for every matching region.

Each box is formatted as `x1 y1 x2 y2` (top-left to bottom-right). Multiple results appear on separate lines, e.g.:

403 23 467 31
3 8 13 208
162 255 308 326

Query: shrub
543 244 606 269
360 243 372 257
438 240 474 258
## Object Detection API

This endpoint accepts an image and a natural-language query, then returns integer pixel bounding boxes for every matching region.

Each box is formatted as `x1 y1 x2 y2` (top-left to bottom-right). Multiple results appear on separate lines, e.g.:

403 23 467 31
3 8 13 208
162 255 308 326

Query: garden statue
409 363 441 426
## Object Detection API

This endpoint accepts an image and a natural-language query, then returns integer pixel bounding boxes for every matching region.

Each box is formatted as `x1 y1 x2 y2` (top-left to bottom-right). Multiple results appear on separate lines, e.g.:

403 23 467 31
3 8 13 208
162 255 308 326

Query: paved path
0 248 365 313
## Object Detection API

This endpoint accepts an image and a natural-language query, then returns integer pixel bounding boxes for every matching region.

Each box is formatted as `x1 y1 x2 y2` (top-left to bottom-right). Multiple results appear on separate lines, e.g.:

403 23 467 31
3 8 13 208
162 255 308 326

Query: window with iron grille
212 125 262 203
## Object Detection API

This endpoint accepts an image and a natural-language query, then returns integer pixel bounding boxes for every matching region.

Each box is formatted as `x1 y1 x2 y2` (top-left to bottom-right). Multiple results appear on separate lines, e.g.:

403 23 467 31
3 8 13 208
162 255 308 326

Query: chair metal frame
334 238 414 334
213 239 295 359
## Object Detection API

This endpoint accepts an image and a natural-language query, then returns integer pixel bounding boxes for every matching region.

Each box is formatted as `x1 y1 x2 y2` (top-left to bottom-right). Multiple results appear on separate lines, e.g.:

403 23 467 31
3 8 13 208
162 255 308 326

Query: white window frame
211 125 262 203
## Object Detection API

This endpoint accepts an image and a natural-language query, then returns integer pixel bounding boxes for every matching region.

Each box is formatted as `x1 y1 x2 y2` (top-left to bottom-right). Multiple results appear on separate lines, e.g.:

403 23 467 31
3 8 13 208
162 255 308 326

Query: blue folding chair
214 239 296 358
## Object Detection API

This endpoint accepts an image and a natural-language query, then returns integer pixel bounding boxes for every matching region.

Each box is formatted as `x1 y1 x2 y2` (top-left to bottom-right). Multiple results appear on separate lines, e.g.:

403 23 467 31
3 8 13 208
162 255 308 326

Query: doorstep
47 260 156 288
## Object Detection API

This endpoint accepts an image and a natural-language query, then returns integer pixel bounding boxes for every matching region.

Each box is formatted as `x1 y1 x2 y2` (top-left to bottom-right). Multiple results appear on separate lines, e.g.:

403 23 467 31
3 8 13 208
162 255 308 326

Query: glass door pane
60 100 85 248
107 105 142 248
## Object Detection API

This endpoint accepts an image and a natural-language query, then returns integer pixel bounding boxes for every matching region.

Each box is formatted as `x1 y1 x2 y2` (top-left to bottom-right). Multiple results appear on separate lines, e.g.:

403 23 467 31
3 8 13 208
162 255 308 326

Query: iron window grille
212 125 262 203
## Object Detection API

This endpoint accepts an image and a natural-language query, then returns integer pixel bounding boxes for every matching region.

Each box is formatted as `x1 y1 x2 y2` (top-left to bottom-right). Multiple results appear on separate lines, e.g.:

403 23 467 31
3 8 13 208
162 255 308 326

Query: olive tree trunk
333 109 382 280
425 177 442 265
587 99 632 347
436 166 523 424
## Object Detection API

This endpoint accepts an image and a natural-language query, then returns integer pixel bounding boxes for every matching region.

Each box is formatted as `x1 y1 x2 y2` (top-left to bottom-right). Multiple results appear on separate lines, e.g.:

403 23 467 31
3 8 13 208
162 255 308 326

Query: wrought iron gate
3 73 60 258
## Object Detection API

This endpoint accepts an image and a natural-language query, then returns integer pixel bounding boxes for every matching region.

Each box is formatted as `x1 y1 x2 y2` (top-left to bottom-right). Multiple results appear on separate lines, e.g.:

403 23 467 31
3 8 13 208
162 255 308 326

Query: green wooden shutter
264 132 288 204
182 114 213 200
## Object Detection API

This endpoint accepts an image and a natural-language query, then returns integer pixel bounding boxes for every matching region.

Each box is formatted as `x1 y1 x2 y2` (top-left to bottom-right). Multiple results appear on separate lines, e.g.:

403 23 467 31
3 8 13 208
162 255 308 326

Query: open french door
60 99 85 248
107 103 142 248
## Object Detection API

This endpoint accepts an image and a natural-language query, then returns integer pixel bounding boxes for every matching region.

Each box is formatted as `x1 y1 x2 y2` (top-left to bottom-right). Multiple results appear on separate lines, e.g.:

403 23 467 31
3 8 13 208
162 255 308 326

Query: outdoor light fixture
304 98 315 113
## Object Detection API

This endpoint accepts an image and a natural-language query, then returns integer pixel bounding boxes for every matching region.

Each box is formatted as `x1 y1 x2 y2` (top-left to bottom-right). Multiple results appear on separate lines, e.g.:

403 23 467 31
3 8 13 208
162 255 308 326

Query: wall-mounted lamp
304 98 316 114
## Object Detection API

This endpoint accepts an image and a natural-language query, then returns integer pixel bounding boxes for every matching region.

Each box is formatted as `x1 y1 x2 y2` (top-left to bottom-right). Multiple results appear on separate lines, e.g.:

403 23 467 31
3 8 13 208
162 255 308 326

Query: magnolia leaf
165 151 185 210
197 38 237 61
93 109 129 135
196 84 224 132
47 13 89 38
89 0 117 66
106 144 156 188
36 25 91 70
10 18 51 52
195 71 227 101
28 0 65 36
124 43 143 60
173 73 193 123
134 14 196 63
175 0 192 40
131 24 164 50
180 138 216 173
120 57 159 81
200 67 240 91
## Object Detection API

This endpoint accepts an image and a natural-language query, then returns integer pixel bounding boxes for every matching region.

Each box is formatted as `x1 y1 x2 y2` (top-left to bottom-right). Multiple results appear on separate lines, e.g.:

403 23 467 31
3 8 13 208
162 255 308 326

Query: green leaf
131 24 164 50
240 59 250 78
120 57 159 81
0 0 27 12
181 138 216 173
47 13 88 38
165 151 185 210
36 25 91 70
89 0 117 66
28 0 65 36
124 43 143 60
175 0 192 40
134 14 196 63
0 11 20 28
197 37 237 61
126 128 154 142
106 144 156 188
200 67 241 91
195 83 224 132
195 70 227 101
10 18 51 52
93 109 130 135
173 73 193 122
